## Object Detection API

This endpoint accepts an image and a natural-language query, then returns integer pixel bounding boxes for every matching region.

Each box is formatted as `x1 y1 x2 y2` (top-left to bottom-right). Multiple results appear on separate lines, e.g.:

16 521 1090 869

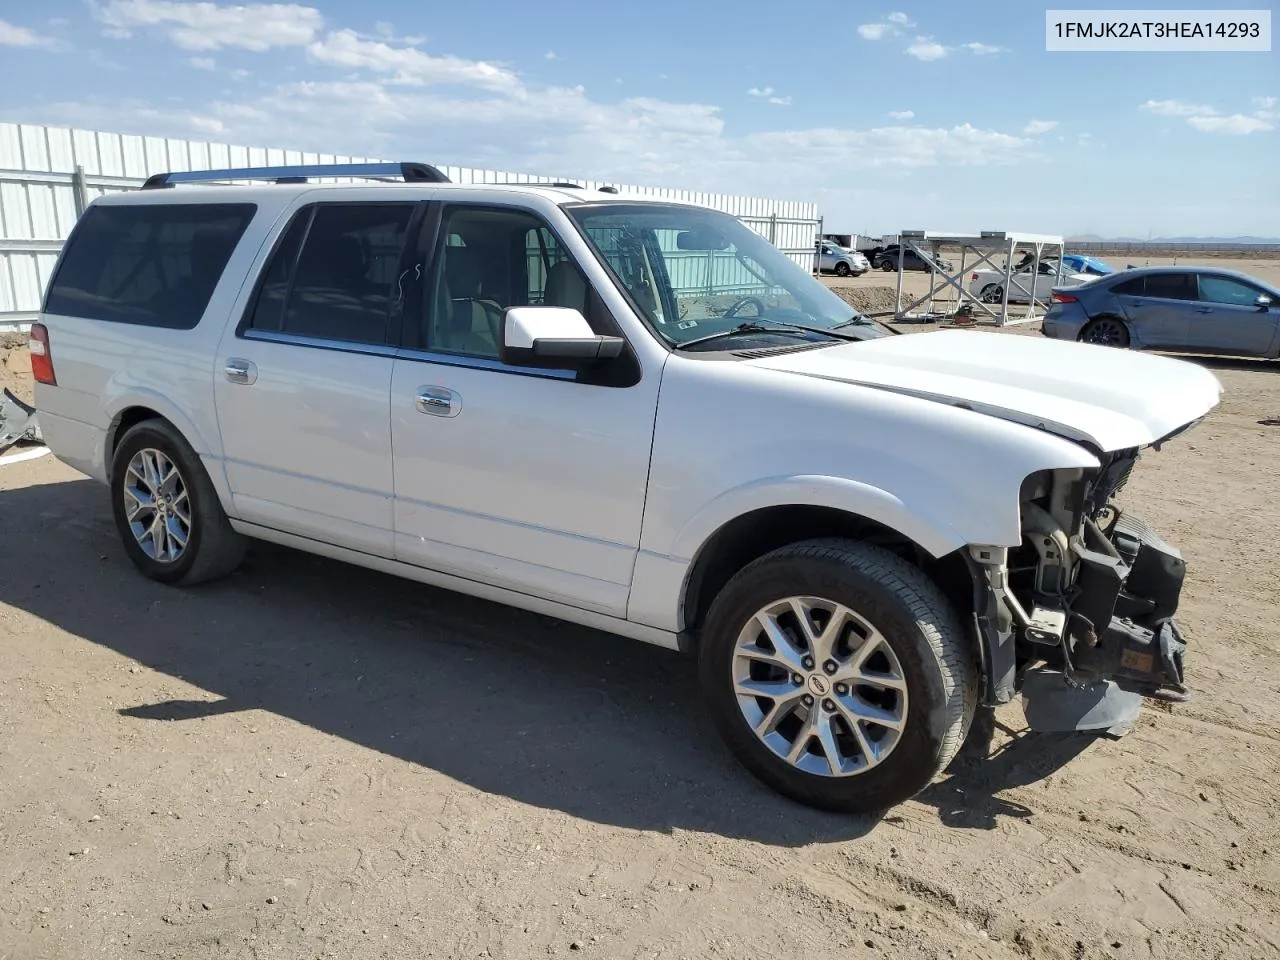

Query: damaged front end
967 435 1196 730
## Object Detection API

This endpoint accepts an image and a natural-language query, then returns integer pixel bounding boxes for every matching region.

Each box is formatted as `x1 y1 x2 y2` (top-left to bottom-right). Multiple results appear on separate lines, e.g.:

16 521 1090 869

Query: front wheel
698 539 977 814
834 262 851 277
110 419 247 585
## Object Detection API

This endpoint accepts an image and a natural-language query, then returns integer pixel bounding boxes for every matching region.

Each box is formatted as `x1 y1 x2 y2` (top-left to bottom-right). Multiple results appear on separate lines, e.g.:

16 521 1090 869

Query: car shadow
1 476 1091 842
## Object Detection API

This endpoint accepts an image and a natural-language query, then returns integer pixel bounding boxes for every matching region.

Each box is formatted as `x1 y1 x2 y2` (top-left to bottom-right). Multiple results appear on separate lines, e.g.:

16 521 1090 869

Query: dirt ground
2 266 1279 960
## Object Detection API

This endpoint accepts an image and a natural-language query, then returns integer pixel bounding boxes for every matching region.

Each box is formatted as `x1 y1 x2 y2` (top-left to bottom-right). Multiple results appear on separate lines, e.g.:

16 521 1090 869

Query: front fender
668 474 970 562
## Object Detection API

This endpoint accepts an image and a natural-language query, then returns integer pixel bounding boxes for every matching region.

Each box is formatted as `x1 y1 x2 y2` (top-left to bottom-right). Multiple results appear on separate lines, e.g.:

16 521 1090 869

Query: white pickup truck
30 162 1221 813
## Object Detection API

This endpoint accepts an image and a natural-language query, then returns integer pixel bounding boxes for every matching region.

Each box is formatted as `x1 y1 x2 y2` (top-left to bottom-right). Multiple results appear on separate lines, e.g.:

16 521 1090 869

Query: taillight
29 322 55 385
1051 292 1078 304
970 272 979 281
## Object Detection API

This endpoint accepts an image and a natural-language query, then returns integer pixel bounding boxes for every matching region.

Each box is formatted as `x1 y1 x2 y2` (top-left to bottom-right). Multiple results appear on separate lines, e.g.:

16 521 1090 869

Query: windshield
566 202 888 350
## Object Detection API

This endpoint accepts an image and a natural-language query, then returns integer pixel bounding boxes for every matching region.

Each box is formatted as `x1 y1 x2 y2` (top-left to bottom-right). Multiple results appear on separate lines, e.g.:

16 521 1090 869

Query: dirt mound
1 344 33 406
829 285 903 317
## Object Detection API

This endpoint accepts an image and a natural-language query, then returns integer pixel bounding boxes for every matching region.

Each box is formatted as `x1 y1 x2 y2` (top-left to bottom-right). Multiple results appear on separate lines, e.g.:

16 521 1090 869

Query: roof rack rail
490 181 622 194
141 161 451 190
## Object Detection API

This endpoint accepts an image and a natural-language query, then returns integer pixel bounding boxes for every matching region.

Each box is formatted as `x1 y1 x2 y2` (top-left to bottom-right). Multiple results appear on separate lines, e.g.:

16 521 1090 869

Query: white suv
30 162 1221 813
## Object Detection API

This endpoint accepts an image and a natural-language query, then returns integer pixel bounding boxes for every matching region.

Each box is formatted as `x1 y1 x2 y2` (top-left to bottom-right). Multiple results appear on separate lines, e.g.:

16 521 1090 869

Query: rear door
1183 273 1280 356
213 199 423 556
1115 272 1196 349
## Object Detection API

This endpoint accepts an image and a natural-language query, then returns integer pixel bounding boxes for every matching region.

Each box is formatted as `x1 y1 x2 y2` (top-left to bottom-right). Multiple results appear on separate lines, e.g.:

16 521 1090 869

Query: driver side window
416 205 605 361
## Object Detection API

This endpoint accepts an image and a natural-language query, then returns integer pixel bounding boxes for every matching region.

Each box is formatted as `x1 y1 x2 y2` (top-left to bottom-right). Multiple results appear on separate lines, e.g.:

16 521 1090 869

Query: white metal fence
0 122 821 328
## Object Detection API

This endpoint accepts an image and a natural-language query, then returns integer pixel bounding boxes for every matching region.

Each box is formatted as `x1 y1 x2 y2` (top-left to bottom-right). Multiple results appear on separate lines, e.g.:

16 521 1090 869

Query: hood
744 330 1222 452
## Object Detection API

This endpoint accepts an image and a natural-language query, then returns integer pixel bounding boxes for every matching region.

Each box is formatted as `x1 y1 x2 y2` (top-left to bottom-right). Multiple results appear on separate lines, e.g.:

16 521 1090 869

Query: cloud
306 29 519 92
906 37 948 61
963 42 1002 55
748 86 790 106
189 55 216 70
1187 114 1273 135
859 11 915 39
10 1 1043 218
1023 119 1058 135
0 18 61 49
544 50 559 60
1141 98 1275 133
93 0 323 51
889 110 914 120
1141 99 1216 117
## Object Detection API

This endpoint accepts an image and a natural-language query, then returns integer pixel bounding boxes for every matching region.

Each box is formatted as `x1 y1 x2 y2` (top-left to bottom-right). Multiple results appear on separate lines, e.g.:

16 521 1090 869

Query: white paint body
34 181 1223 651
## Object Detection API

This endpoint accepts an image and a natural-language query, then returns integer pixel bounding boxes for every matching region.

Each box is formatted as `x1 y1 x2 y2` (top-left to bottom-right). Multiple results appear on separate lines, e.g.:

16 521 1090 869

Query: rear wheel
698 539 977 814
980 283 1004 304
1079 316 1130 348
880 260 895 272
110 419 246 585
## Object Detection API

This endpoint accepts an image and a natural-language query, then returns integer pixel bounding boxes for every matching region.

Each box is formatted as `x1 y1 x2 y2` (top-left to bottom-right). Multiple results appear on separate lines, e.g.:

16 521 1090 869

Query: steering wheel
723 296 766 320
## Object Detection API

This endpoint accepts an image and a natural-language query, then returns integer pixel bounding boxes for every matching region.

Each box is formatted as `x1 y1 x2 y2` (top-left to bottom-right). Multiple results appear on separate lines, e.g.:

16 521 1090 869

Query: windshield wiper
834 314 901 335
672 319 860 351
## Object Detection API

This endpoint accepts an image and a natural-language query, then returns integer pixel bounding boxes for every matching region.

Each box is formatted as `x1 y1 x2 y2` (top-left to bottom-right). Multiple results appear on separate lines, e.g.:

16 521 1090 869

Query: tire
880 260 895 272
980 284 1004 304
110 418 247 586
1078 316 1131 348
698 538 977 814
834 262 851 277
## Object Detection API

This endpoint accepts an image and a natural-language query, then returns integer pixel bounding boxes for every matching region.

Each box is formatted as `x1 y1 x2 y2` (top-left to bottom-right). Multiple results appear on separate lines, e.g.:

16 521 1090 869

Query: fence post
768 213 777 244
71 164 89 217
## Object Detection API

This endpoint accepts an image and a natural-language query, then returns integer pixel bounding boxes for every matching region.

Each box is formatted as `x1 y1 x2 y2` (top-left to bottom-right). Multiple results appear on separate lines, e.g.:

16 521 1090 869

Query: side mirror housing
500 306 626 369
1256 294 1273 310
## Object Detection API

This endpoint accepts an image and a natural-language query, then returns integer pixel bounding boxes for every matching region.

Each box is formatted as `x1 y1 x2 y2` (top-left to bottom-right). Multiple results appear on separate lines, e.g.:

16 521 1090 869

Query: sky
0 1 1276 237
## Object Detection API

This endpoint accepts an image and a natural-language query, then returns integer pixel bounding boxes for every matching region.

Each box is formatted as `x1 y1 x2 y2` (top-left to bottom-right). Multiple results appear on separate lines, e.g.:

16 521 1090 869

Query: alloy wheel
731 596 908 777
1084 318 1125 346
122 448 192 563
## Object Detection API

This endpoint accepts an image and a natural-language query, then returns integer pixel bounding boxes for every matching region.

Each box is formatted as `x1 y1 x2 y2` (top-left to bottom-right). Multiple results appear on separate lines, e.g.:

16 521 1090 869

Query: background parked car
1015 252 1115 276
969 257 1097 305
815 241 869 276
1061 253 1115 276
874 245 953 272
1042 266 1280 357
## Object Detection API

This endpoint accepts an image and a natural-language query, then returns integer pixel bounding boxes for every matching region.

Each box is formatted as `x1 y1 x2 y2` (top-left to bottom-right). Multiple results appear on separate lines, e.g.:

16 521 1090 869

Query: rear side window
1143 273 1197 301
1112 276 1145 296
44 203 256 329
244 202 416 346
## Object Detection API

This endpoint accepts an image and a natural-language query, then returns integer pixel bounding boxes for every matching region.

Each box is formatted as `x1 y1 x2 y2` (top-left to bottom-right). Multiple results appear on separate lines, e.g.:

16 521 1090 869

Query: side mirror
1256 294 1273 310
500 306 625 369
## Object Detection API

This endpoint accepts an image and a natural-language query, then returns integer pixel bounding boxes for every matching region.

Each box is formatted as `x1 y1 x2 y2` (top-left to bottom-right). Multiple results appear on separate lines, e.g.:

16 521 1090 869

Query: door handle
415 385 461 417
1195 307 1213 314
224 358 257 385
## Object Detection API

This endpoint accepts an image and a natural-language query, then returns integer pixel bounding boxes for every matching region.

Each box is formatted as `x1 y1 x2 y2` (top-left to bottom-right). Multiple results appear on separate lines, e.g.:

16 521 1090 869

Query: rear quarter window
43 202 257 329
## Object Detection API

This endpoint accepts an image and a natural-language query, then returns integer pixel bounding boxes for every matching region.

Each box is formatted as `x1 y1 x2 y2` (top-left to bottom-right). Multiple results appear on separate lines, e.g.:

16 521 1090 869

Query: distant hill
1067 234 1280 244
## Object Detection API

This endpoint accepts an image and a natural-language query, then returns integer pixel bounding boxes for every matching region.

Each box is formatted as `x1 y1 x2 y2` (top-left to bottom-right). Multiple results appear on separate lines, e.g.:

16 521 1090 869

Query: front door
1184 273 1280 356
214 199 422 556
389 202 660 616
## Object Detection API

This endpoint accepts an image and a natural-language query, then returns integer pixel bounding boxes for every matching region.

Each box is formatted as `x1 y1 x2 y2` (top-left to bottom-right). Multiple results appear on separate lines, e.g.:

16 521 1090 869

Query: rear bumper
37 410 108 483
